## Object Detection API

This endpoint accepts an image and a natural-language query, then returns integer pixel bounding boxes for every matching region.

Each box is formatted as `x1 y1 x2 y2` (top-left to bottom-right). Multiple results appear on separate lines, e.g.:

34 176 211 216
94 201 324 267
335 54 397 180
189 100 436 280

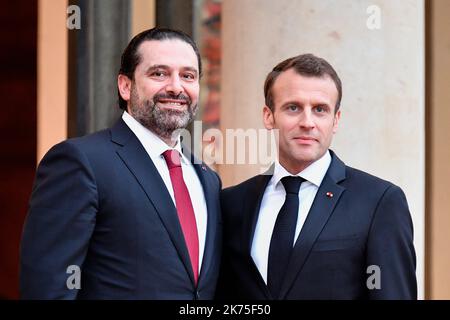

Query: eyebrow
182 66 199 75
281 100 332 108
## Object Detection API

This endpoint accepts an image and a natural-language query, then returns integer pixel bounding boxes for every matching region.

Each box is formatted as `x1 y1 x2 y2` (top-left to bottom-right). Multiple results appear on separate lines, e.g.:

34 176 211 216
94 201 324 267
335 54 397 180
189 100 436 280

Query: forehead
272 68 338 107
136 39 198 72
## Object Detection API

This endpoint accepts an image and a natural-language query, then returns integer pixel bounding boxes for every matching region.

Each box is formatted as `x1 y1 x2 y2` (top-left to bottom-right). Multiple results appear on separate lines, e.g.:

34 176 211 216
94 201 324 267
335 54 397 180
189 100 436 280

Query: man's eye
182 73 195 80
315 106 326 113
151 71 166 77
288 105 298 111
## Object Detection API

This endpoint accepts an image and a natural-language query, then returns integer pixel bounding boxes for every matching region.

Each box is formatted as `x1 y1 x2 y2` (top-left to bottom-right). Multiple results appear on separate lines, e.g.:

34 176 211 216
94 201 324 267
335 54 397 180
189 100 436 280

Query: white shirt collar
121 111 188 163
273 150 332 188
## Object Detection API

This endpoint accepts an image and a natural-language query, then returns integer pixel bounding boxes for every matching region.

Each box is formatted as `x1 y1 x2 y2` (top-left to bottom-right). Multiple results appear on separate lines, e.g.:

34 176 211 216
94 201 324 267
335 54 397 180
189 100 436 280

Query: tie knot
163 150 181 169
281 176 304 194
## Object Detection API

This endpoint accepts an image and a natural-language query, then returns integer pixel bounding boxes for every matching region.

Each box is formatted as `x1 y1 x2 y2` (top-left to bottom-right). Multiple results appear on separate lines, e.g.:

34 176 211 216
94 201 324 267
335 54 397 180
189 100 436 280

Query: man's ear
332 109 341 134
263 105 275 130
118 74 132 105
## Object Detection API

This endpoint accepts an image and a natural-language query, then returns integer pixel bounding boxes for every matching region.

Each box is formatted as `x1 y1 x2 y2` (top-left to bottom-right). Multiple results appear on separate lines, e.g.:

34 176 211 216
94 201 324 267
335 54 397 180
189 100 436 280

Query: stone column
69 0 131 137
427 0 450 300
220 0 425 298
156 0 193 36
38 0 68 161
132 0 155 36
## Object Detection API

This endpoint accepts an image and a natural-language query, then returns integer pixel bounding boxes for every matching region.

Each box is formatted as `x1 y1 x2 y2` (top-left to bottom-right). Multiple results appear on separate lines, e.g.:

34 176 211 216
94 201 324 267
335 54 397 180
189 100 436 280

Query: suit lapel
278 152 347 299
110 119 196 286
242 170 273 299
190 157 218 286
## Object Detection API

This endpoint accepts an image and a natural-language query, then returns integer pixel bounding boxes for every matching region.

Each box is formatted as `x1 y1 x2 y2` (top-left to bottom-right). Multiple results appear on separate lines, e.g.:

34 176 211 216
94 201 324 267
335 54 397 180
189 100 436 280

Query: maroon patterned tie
163 150 199 285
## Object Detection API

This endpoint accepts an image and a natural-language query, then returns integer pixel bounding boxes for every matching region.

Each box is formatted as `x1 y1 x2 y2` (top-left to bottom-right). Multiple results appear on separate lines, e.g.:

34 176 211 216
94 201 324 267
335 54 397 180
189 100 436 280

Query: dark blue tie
268 176 304 299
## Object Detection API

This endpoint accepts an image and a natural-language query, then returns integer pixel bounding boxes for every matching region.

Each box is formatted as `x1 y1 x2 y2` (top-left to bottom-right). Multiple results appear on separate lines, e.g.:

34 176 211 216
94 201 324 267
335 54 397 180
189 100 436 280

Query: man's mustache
153 93 191 105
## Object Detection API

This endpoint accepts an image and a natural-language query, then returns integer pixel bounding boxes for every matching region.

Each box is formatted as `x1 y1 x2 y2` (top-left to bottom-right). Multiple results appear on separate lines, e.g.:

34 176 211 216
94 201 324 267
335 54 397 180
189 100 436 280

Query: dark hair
264 53 342 113
117 27 202 110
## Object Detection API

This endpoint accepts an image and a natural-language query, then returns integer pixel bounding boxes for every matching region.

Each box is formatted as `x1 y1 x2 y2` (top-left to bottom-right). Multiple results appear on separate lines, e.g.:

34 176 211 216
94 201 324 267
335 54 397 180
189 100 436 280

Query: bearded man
20 28 222 300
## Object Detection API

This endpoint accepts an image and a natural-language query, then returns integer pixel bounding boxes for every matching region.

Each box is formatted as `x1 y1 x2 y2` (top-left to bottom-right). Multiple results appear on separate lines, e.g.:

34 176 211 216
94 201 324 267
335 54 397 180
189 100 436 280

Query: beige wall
220 0 425 298
37 0 68 162
427 0 450 300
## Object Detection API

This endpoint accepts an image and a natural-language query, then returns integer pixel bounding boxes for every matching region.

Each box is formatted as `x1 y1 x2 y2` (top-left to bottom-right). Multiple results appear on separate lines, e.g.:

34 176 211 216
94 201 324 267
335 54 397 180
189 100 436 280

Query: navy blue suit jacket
217 151 416 299
20 119 222 299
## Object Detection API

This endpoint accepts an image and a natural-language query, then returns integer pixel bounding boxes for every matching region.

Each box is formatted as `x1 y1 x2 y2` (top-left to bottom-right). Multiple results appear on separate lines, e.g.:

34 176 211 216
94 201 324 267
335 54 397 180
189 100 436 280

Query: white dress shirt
251 150 332 284
122 111 208 273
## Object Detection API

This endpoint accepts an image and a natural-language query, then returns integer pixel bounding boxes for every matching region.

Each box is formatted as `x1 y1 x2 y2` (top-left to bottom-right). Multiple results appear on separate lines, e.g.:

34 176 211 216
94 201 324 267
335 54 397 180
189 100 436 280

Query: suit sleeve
366 185 417 299
20 141 98 299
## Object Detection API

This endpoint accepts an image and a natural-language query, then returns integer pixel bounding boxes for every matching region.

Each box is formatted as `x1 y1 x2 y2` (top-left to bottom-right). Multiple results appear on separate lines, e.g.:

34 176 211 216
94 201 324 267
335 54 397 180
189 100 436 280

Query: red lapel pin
326 192 333 198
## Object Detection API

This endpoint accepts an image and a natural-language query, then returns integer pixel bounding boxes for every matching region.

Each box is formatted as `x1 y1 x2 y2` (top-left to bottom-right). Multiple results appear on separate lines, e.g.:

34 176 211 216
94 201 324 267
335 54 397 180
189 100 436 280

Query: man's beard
128 86 198 141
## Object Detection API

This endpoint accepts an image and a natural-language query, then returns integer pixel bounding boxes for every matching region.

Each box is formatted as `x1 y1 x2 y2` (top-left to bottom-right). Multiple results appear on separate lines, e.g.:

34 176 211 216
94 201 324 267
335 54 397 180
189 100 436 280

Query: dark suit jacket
217 151 416 300
20 119 222 299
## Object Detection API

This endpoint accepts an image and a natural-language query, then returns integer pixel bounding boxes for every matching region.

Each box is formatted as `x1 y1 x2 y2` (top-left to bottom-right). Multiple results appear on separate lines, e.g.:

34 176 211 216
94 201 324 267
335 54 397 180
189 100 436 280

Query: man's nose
299 109 315 129
165 74 183 96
